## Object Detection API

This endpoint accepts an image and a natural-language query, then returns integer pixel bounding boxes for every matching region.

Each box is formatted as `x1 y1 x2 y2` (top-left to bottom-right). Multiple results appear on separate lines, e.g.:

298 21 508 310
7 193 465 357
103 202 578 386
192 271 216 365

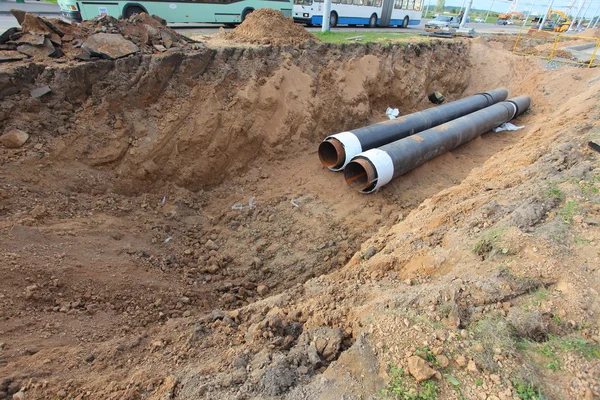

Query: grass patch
314 31 415 45
522 334 600 373
472 227 512 257
471 312 517 372
513 381 547 400
378 365 439 399
559 200 579 223
44 0 59 3
545 183 564 201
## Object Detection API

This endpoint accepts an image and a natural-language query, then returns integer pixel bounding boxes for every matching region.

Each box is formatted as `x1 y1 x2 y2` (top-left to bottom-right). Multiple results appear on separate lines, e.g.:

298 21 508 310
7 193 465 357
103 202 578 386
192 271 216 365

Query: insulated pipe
344 96 531 194
319 88 509 171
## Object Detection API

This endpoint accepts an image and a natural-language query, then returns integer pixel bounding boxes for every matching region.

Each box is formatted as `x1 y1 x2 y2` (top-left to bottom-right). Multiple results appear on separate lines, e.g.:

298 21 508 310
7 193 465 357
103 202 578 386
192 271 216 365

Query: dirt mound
578 27 600 38
225 9 317 46
526 29 556 39
0 11 200 63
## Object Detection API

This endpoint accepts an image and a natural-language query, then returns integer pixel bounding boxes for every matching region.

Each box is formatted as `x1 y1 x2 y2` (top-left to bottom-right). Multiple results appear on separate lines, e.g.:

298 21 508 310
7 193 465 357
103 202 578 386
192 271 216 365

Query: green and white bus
58 0 293 24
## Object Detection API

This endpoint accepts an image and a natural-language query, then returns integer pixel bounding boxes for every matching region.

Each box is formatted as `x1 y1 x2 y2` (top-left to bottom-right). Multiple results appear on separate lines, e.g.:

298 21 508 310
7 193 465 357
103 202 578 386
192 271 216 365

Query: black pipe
344 96 531 193
319 88 509 171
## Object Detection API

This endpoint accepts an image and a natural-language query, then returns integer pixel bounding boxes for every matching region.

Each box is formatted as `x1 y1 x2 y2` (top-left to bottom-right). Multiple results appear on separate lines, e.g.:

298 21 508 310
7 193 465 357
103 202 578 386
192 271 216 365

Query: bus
58 0 293 24
293 0 422 27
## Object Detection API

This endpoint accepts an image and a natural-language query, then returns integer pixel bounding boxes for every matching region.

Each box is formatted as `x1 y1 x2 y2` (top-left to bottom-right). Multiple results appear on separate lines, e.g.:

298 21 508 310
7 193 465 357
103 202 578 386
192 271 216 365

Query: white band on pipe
507 101 517 120
325 131 362 171
357 148 394 194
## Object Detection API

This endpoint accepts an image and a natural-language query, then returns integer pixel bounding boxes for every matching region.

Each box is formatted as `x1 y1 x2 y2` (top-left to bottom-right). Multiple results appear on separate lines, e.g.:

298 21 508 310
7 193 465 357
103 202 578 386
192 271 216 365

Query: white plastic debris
248 197 256 208
163 236 173 244
493 123 524 132
161 195 167 206
386 107 400 119
290 199 300 208
231 203 245 211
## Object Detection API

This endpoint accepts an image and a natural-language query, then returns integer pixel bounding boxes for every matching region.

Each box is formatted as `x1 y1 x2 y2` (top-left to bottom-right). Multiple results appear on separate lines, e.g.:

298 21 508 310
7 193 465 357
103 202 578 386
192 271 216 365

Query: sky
425 0 600 18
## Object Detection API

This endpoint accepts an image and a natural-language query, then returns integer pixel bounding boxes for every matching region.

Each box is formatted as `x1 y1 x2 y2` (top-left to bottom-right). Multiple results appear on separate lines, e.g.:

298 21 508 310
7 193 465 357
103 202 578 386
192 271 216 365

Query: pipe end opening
318 139 345 170
344 158 376 192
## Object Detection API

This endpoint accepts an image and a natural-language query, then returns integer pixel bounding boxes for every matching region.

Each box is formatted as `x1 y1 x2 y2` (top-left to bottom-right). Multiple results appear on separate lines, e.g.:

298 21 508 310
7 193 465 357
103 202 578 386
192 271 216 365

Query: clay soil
0 34 599 400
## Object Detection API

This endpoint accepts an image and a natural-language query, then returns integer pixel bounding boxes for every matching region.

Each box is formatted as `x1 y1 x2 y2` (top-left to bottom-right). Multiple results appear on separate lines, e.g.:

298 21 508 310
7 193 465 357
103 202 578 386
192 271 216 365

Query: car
496 18 508 25
506 20 514 24
425 15 460 29
474 18 484 23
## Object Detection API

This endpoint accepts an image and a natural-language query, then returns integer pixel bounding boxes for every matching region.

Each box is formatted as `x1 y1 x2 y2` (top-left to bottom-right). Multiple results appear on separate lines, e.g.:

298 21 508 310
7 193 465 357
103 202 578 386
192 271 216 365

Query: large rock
17 38 57 58
20 13 53 36
0 51 26 62
82 33 139 59
10 9 26 25
0 129 29 148
407 356 436 382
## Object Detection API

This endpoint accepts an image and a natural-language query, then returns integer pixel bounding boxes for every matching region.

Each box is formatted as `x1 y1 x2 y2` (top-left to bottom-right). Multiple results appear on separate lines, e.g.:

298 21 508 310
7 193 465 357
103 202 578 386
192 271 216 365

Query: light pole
523 0 536 27
484 0 496 22
425 0 431 19
577 0 592 29
569 0 585 30
322 0 332 32
539 0 555 30
460 0 473 27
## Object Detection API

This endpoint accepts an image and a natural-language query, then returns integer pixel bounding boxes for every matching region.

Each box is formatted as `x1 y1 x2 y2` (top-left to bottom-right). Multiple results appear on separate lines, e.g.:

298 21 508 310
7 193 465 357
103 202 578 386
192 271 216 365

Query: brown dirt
224 9 318 46
1 35 600 400
578 28 600 38
0 12 200 64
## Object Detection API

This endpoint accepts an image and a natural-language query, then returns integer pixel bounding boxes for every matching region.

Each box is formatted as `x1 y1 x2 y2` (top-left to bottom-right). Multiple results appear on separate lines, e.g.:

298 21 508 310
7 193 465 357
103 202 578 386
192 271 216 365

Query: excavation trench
0 41 529 382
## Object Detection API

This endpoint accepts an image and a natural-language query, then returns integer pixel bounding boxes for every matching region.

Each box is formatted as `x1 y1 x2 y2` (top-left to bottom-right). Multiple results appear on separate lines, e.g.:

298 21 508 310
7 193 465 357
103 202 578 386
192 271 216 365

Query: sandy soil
0 34 599 400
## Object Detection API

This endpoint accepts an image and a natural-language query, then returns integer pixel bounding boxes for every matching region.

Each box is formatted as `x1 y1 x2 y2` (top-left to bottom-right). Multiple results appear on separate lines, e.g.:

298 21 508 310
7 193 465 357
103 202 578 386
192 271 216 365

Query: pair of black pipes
317 89 531 193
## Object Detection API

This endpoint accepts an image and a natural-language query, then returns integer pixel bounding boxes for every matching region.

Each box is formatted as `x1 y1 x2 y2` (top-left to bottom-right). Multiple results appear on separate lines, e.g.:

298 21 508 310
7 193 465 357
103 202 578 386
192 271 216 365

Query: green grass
545 183 564 201
472 227 511 257
559 200 579 223
471 312 517 372
379 365 439 400
44 0 59 3
314 31 414 45
415 347 437 365
513 382 547 400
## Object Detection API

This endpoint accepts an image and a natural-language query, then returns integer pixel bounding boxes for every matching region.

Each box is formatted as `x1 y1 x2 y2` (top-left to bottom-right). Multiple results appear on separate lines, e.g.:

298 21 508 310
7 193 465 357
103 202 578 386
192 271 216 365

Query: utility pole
569 0 585 30
523 0 536 27
484 0 496 22
322 0 332 32
594 2 600 27
539 0 555 30
577 0 592 29
425 0 431 18
459 0 473 27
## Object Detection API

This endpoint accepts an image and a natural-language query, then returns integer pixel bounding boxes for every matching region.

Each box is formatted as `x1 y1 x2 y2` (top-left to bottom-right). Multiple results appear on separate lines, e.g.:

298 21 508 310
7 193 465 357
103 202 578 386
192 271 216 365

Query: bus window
414 0 422 9
402 0 408 8
409 0 415 9
353 0 364 5
374 0 382 6
365 0 374 6
294 0 313 4
394 0 401 9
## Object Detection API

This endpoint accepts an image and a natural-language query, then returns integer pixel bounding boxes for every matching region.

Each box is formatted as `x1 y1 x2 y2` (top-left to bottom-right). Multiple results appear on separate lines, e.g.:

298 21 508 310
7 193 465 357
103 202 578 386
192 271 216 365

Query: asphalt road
0 13 525 35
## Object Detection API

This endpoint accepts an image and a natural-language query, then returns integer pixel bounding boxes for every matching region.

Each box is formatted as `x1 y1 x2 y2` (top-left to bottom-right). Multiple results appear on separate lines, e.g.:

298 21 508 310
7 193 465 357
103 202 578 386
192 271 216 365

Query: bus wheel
124 6 144 18
368 14 377 28
401 15 409 28
329 11 338 27
242 8 254 22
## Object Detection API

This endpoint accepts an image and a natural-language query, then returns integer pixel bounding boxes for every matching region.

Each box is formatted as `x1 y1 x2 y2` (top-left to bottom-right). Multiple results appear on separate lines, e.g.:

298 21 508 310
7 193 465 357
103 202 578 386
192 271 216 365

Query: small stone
407 356 436 382
490 374 501 385
257 284 268 296
0 129 29 148
153 44 166 52
183 310 191 317
30 86 51 99
436 354 449 368
473 343 484 352
363 247 377 260
404 278 413 286
455 355 468 367
467 359 478 373
434 371 442 380
221 293 236 304
180 296 190 304
12 391 25 400
460 329 468 339
0 342 5 350
298 366 309 375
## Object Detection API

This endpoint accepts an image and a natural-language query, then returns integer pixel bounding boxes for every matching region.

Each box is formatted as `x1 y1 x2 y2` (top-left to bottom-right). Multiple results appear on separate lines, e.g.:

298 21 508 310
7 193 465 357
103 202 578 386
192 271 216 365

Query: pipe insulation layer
344 96 531 194
319 88 509 171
